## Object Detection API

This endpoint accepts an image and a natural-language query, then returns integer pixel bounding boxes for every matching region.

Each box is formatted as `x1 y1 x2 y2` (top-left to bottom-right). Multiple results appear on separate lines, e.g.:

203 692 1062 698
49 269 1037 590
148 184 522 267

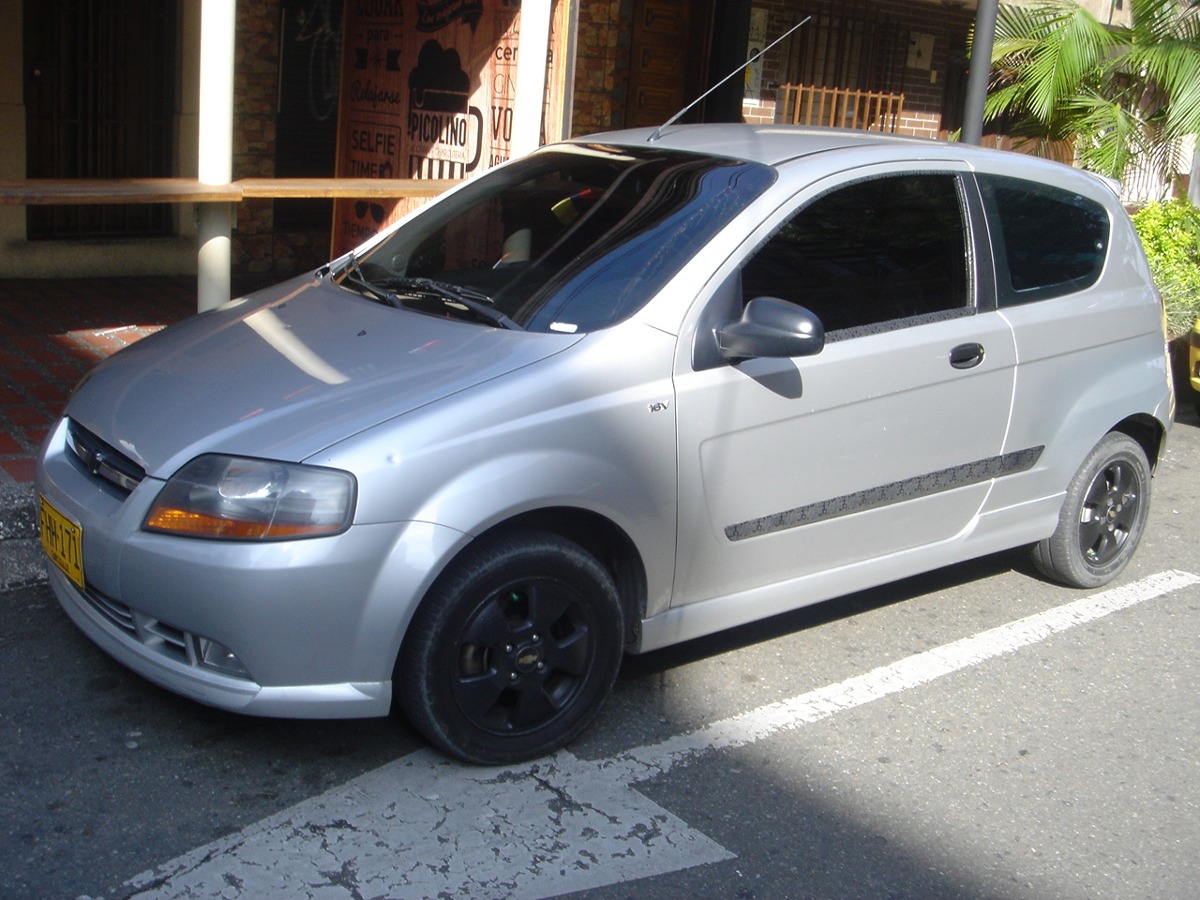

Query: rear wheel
1032 433 1151 588
398 531 624 764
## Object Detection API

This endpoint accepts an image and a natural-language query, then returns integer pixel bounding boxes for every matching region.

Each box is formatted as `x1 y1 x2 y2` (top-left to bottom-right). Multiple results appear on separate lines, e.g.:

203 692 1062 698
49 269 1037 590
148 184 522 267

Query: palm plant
985 0 1200 182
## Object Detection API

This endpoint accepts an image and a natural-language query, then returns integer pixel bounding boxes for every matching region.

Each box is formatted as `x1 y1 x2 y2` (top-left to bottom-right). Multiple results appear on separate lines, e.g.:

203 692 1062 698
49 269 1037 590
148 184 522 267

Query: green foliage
1132 199 1200 335
987 0 1200 182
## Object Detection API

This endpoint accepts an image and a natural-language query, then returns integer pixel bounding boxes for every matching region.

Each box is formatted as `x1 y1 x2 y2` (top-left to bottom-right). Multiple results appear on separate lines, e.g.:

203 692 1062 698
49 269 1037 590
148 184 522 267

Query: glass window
741 173 971 339
358 144 775 333
979 174 1109 306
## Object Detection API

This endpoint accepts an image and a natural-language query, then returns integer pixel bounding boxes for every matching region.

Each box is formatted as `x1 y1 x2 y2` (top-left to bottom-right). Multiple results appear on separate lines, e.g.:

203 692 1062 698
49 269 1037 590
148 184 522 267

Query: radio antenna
648 16 811 143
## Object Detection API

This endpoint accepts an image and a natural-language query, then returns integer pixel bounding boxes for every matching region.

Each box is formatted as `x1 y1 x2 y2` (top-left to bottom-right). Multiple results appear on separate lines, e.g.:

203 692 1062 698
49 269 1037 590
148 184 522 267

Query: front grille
143 619 189 658
79 585 245 677
85 588 137 635
66 419 145 494
80 586 187 665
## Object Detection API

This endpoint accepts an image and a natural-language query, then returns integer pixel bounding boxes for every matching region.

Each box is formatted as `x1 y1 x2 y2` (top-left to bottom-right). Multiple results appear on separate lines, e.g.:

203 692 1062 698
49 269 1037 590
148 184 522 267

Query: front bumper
37 417 465 718
48 566 392 716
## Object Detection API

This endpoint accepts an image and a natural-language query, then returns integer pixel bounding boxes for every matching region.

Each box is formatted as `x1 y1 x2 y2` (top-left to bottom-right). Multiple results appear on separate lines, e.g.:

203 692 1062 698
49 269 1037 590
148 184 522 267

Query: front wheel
398 531 624 764
1032 433 1152 589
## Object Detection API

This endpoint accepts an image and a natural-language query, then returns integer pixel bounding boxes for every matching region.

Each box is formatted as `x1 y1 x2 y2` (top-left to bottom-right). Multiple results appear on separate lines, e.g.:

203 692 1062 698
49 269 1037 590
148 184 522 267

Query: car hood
65 274 582 478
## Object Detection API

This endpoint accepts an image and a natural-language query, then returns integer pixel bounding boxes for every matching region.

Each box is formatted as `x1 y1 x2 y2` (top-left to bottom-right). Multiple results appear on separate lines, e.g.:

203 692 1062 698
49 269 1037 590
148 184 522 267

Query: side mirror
716 297 825 361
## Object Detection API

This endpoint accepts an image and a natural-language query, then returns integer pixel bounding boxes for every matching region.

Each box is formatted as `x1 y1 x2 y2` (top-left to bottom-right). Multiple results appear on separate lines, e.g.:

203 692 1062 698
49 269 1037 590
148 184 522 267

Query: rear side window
979 174 1109 306
741 173 971 339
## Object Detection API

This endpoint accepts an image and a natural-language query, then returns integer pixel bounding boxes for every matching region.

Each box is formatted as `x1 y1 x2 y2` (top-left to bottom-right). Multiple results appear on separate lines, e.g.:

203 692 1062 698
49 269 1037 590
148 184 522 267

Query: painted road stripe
118 569 1199 899
604 568 1200 782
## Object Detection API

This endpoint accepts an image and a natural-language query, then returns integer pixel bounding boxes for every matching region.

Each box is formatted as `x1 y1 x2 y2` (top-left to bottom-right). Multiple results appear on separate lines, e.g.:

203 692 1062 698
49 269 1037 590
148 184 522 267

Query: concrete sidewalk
0 277 202 589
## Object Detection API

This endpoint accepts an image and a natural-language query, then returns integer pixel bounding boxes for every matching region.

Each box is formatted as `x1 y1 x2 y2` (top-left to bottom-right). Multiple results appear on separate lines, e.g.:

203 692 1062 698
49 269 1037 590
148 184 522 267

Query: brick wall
571 0 629 135
234 0 329 275
234 0 281 273
742 0 974 137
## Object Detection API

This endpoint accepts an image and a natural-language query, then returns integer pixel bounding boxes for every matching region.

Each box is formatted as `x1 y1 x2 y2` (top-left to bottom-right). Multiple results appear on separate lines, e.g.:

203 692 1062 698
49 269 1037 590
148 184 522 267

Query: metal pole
197 0 235 312
1189 145 1200 205
962 0 999 145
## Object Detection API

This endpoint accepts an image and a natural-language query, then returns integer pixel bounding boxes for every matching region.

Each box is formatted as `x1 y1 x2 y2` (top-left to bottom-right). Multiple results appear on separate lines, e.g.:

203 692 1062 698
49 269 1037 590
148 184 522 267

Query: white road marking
120 748 733 899
119 570 1199 899
603 568 1200 782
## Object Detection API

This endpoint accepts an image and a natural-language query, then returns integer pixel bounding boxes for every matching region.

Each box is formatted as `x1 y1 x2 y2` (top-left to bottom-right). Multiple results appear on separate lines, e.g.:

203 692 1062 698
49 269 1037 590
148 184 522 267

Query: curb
0 484 46 591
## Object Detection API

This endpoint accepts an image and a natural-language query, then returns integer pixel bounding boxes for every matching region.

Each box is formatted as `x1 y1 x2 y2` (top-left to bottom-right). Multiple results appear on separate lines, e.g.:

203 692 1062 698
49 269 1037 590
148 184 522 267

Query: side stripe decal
724 446 1044 542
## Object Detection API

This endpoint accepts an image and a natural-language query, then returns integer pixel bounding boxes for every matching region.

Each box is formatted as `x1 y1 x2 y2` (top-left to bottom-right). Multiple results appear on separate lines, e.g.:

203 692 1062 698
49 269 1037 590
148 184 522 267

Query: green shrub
1132 198 1200 336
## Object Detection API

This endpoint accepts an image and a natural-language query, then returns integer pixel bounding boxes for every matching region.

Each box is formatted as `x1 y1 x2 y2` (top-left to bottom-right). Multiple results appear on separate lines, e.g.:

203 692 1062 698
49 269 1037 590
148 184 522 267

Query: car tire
397 530 624 765
1032 432 1151 589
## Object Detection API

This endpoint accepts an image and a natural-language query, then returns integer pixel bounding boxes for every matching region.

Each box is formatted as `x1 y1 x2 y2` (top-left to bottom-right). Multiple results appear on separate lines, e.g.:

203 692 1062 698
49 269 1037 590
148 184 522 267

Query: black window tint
742 174 970 338
521 158 775 333
979 174 1109 306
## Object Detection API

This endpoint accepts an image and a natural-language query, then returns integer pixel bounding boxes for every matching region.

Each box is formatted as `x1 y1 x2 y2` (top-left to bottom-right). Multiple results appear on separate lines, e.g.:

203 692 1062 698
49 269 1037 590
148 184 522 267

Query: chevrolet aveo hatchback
37 126 1175 764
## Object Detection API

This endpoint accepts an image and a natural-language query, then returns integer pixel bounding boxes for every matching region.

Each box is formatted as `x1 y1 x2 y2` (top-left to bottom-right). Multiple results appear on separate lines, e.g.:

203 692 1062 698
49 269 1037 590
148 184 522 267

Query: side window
979 174 1109 306
741 173 971 338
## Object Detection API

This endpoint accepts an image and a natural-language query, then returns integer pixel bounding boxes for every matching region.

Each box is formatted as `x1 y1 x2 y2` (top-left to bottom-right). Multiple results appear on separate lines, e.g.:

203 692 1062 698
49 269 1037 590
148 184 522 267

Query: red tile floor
0 277 199 487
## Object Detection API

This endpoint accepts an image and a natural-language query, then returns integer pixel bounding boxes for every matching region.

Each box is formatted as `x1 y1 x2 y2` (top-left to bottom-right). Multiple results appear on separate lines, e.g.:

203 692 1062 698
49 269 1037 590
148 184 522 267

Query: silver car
37 125 1174 764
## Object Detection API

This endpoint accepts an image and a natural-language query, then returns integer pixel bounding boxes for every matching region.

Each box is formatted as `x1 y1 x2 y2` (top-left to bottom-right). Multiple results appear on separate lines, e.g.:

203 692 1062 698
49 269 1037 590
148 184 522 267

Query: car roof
575 124 945 167
571 124 1122 198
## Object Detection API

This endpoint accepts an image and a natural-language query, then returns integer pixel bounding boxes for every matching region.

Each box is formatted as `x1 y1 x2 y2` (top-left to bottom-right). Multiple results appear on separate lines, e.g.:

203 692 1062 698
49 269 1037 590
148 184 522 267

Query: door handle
949 342 985 369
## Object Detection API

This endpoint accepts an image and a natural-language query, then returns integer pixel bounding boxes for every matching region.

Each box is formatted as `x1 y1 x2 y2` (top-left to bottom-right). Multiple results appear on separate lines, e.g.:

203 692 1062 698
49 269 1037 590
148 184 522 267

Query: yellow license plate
39 496 85 589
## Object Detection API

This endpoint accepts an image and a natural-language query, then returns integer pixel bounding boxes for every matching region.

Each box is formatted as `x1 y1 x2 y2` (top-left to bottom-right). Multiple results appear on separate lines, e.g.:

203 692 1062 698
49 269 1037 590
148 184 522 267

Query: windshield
351 143 775 333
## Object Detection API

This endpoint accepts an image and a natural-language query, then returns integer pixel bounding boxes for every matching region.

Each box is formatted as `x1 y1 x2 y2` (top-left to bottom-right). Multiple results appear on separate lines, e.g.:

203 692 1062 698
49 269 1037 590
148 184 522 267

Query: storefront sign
332 0 570 257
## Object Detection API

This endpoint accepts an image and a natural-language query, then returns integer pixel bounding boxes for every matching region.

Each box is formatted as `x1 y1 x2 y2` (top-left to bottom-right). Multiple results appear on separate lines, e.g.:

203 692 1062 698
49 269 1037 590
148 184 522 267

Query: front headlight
144 455 356 540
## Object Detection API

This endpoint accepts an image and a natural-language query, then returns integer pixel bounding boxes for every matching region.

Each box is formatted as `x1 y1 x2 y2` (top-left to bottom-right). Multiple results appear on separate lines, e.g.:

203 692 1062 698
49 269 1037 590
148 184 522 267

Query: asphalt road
2 405 1197 899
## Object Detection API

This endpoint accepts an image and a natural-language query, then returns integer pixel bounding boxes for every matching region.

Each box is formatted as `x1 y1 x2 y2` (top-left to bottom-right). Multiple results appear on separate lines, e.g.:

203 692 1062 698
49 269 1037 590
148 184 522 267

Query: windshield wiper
334 258 523 331
336 252 396 306
384 277 524 331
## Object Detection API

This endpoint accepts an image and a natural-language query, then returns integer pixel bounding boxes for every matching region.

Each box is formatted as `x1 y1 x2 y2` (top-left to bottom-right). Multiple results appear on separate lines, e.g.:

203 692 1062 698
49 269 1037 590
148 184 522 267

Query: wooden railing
0 177 458 206
0 178 461 310
777 84 904 133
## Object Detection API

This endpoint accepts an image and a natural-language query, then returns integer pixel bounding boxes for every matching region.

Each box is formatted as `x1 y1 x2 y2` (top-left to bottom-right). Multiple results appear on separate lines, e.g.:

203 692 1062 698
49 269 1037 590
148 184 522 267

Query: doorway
625 0 721 128
24 0 178 239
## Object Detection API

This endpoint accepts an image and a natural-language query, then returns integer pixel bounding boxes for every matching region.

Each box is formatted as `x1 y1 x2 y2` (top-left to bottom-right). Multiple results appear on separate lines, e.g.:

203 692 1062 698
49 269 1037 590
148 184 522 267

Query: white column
196 0 236 311
511 0 553 158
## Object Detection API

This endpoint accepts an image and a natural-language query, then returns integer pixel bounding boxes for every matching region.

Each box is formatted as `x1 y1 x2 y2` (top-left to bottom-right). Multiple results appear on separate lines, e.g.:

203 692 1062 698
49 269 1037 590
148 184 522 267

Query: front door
672 168 1018 608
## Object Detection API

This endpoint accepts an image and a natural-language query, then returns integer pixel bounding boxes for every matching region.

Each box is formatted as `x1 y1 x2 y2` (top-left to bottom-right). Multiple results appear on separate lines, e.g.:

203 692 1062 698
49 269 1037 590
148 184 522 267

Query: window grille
781 1 909 97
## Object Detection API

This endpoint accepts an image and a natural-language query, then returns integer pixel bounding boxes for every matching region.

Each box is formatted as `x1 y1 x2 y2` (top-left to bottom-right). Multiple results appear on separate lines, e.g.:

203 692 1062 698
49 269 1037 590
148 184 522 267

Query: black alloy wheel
1033 432 1152 589
398 531 624 764
1077 457 1141 567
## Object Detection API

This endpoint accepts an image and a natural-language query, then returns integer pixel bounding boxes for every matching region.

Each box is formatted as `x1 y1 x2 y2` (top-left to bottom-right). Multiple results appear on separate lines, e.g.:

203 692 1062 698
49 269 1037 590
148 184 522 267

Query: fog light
196 636 251 678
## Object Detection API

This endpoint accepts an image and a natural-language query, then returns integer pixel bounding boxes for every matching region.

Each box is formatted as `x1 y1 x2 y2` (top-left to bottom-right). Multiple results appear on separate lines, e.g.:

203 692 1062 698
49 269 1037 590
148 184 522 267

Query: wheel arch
1110 413 1167 471
468 506 649 649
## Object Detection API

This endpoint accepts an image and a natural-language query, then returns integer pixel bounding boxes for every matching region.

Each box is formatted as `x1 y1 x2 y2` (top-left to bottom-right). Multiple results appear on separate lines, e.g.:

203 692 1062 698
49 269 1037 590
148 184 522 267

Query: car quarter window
740 173 971 339
977 173 1110 306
